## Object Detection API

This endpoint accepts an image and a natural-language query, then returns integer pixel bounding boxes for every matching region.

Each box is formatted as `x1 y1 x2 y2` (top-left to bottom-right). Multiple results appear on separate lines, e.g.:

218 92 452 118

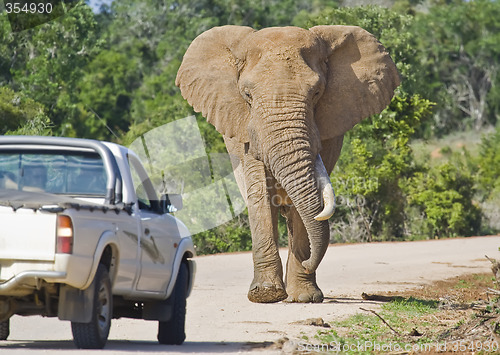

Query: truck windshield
0 150 106 196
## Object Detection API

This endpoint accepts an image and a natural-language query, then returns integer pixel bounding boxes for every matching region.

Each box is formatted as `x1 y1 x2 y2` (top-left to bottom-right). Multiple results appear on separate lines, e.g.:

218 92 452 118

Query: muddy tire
71 264 112 349
0 319 9 340
157 262 188 345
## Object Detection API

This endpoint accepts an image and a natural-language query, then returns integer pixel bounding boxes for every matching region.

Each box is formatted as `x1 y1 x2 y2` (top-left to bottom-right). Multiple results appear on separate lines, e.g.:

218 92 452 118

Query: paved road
1 236 499 354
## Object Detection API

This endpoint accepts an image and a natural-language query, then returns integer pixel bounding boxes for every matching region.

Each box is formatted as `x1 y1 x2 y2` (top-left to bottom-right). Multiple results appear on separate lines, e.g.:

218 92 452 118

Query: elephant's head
176 25 399 272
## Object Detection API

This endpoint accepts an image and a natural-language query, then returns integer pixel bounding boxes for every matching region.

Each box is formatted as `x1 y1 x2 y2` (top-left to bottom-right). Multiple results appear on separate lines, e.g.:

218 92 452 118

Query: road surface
1 236 499 354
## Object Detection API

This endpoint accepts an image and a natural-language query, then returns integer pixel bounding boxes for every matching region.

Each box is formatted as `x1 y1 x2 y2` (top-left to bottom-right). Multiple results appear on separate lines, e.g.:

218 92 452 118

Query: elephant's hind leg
244 155 287 303
283 206 324 303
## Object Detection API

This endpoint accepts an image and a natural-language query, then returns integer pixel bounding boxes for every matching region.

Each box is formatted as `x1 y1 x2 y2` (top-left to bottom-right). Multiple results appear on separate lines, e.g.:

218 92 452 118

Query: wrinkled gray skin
176 25 399 303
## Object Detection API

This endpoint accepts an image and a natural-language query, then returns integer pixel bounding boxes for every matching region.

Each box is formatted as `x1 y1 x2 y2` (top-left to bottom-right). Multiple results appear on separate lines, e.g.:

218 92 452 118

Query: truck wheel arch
165 238 196 300
99 244 118 283
83 231 120 290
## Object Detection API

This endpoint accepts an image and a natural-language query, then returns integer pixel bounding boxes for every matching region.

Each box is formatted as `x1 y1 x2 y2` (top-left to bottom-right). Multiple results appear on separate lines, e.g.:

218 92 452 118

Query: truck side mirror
160 193 183 213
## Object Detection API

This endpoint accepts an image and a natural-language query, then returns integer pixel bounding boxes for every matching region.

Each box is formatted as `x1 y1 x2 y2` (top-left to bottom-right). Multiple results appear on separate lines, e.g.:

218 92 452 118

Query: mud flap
58 283 95 323
143 300 173 321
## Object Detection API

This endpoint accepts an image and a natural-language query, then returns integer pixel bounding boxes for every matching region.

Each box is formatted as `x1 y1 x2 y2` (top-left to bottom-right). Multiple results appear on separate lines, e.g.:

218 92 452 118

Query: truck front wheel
157 262 188 345
71 264 112 349
0 319 9 340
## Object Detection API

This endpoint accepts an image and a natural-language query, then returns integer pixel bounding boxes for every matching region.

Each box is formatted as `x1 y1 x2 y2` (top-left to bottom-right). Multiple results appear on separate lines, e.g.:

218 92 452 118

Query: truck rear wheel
71 264 112 349
157 262 188 345
0 319 9 340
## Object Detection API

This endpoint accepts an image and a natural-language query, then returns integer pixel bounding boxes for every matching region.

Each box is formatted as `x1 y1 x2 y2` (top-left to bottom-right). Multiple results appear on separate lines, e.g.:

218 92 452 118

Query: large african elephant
176 25 400 303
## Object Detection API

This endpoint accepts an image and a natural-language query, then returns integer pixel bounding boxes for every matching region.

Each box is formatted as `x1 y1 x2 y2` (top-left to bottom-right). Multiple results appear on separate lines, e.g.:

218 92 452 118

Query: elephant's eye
312 88 322 103
312 81 325 103
243 88 252 103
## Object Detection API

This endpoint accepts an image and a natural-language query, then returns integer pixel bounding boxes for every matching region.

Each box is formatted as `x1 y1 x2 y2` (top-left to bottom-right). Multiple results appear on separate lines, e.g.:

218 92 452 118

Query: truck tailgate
0 207 56 261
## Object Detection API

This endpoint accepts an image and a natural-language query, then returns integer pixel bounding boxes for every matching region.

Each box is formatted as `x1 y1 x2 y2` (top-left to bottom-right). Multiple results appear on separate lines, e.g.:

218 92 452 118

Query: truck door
136 210 180 292
128 155 178 293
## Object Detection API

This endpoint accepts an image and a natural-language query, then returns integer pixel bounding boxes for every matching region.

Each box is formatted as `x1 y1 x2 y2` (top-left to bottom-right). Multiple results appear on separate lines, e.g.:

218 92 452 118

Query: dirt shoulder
2 236 500 354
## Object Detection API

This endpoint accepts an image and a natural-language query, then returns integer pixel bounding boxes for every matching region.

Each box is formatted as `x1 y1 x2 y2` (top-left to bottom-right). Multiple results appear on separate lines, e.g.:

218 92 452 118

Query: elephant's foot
284 271 324 303
248 278 287 303
284 283 324 303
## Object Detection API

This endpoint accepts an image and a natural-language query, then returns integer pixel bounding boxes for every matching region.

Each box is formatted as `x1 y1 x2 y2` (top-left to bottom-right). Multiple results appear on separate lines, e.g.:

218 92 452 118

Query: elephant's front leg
244 154 287 303
283 206 324 303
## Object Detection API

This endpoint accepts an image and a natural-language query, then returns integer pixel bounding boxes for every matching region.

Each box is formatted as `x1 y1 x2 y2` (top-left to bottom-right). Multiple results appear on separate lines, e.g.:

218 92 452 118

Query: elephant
176 25 400 303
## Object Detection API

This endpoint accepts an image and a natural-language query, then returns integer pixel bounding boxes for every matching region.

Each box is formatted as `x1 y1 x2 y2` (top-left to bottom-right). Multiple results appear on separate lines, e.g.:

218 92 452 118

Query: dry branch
359 307 402 336
487 288 500 296
361 293 404 302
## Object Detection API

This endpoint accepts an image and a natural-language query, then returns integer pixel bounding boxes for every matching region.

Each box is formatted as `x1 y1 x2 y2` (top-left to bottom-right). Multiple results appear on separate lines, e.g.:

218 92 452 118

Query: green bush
405 161 481 238
477 127 500 199
329 90 486 241
192 214 252 255
0 87 52 136
330 94 434 242
475 126 500 233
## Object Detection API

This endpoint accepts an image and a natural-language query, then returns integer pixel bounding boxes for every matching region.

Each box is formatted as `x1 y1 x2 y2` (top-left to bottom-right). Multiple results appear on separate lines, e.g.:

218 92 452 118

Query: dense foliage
1 0 499 253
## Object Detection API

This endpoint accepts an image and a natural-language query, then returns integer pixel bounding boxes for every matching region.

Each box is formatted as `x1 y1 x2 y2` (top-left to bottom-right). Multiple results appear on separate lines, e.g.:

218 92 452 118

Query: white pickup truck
0 136 196 349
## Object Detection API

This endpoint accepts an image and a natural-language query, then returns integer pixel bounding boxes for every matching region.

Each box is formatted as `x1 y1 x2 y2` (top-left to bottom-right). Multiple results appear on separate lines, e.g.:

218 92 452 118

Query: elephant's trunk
260 113 332 274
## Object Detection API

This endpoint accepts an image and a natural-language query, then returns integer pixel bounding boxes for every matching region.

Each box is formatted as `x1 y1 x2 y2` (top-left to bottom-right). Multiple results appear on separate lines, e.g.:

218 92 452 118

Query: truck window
0 151 106 196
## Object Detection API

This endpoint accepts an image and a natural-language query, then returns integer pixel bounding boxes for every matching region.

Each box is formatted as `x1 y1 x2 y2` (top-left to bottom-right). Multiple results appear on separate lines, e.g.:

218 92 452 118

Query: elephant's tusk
313 155 335 221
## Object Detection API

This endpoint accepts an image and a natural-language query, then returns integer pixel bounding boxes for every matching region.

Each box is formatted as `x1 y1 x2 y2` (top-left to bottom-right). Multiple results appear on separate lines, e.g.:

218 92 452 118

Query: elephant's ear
309 25 400 139
176 26 255 142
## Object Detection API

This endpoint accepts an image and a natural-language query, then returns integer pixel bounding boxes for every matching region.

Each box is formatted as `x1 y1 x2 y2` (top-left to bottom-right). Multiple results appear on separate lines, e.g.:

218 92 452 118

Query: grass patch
453 274 492 290
383 297 439 314
315 298 438 354
311 274 500 354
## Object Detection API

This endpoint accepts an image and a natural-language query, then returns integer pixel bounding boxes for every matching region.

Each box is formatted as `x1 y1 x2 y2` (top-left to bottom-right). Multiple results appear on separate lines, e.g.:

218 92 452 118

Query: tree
410 0 500 133
476 126 500 233
0 17 15 85
0 87 52 135
476 126 500 200
77 50 142 140
6 2 102 135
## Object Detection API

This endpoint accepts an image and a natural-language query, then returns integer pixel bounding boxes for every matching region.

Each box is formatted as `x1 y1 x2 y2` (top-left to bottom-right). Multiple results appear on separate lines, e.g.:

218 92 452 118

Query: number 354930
5 2 53 14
